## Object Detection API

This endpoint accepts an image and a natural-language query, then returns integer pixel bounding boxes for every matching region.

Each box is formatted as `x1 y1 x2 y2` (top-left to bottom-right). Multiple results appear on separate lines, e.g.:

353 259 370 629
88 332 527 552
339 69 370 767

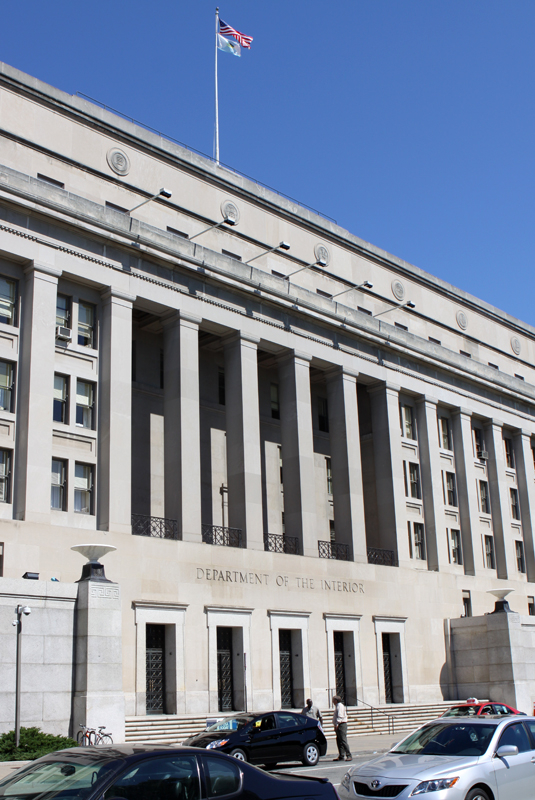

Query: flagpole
215 6 220 166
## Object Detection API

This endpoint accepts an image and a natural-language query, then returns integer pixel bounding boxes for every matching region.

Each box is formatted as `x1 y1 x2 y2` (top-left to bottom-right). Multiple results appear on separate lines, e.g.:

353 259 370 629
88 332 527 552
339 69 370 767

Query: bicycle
94 726 113 745
77 724 96 746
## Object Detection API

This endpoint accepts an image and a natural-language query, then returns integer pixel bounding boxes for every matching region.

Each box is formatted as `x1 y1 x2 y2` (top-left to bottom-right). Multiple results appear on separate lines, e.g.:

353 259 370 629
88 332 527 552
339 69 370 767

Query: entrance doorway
334 631 346 703
382 633 393 703
279 629 294 708
146 624 166 714
382 632 404 703
217 627 234 711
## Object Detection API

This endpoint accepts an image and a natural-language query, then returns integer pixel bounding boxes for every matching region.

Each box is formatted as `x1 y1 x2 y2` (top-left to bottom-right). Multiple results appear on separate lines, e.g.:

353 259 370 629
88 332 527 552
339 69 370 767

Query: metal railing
356 698 397 735
131 514 179 540
264 533 300 555
318 541 350 561
367 547 399 567
202 524 243 548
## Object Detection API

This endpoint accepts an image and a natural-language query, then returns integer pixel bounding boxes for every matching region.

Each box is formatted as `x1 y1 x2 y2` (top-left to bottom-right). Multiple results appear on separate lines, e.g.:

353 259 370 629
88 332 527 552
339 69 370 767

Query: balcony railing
318 541 350 561
264 533 300 555
367 547 399 567
132 514 179 540
202 524 243 548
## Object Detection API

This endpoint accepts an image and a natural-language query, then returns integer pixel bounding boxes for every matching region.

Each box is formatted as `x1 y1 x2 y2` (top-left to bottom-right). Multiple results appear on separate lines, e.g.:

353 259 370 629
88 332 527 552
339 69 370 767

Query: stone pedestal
73 580 125 742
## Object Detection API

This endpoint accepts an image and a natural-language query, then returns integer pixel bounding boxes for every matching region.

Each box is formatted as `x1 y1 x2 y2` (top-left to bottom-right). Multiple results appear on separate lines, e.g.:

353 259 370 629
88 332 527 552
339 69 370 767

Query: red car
442 698 524 717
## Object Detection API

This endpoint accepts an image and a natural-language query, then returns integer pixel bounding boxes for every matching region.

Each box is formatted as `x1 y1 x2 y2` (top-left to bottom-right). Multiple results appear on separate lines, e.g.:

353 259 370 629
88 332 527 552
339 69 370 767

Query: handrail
354 698 398 735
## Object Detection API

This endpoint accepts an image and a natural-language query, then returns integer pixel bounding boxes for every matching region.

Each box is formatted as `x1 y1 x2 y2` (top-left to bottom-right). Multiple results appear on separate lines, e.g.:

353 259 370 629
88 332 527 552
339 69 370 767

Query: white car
338 716 535 800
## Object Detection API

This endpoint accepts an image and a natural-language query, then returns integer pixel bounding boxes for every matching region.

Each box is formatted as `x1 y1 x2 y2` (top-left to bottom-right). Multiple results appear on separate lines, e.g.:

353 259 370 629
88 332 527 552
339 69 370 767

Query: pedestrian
302 698 323 728
332 694 352 761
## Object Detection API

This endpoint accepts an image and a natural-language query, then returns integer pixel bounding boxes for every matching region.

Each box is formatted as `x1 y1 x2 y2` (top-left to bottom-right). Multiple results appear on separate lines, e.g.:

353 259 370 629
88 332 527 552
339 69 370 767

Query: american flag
219 19 253 49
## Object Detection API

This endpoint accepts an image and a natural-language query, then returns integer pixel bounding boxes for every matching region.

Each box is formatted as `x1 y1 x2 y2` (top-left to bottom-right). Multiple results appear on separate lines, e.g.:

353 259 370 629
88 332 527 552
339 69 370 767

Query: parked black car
0 744 337 800
183 711 328 767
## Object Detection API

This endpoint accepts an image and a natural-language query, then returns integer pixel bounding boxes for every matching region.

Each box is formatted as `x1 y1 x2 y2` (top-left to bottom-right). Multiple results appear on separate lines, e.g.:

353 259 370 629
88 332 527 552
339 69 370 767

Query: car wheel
465 789 490 800
302 742 320 766
229 748 247 761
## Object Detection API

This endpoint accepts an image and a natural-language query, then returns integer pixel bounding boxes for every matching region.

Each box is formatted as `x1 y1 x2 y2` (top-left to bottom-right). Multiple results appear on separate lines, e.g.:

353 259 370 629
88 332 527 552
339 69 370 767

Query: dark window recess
318 397 329 432
515 374 525 381
218 368 225 406
488 363 499 370
428 336 441 345
132 341 136 383
37 174 64 189
0 542 3 576
160 349 164 389
167 226 189 239
528 596 535 616
395 322 408 331
105 201 129 214
272 270 285 278
270 383 280 419
316 289 332 299
462 590 472 618
222 249 242 261
460 350 471 358
357 306 372 316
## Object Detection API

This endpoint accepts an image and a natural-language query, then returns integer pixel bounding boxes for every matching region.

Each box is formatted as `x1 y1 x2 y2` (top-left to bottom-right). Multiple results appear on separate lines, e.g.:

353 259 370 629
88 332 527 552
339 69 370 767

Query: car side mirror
495 745 519 758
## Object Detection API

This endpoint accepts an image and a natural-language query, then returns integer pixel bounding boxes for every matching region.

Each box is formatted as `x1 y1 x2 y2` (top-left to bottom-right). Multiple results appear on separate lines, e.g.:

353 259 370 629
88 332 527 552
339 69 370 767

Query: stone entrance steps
125 701 454 745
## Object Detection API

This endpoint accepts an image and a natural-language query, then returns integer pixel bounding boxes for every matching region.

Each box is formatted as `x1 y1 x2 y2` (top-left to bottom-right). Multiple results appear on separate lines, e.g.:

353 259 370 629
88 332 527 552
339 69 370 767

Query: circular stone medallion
314 243 330 266
391 279 405 301
456 310 468 330
221 200 240 224
511 336 521 356
106 148 130 176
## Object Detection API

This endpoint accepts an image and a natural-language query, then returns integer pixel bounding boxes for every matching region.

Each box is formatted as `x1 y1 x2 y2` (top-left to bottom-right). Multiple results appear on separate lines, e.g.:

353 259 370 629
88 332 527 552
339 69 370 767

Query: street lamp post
13 604 31 747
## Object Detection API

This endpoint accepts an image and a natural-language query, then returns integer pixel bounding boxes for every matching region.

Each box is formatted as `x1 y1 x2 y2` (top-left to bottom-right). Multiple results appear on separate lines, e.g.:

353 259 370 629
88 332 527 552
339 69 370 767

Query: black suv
183 711 327 767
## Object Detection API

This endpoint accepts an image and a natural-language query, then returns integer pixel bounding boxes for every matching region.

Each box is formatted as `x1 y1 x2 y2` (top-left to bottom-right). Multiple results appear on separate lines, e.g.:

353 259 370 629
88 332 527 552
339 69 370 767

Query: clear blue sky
3 1 535 326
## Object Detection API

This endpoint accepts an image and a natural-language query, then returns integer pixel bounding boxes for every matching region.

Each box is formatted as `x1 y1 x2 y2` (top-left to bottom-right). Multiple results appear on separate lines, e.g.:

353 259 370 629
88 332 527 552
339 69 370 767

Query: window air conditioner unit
478 450 489 460
56 326 72 342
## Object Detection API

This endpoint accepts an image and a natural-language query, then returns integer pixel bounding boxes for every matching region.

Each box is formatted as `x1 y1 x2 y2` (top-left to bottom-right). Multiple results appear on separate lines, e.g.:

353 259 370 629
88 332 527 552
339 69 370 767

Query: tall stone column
224 333 264 550
163 312 202 542
514 430 535 583
98 289 135 534
450 409 479 574
415 396 449 571
486 419 515 579
368 383 410 564
73 578 125 743
278 351 317 557
14 263 61 522
325 368 367 563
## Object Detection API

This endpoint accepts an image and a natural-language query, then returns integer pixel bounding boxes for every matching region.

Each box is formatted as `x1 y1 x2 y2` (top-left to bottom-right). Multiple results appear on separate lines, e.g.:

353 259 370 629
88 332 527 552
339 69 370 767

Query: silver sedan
338 716 535 800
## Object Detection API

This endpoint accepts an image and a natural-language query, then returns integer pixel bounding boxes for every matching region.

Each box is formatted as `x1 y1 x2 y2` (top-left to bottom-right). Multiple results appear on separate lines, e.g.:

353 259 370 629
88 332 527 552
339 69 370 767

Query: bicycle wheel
99 734 113 745
76 730 85 745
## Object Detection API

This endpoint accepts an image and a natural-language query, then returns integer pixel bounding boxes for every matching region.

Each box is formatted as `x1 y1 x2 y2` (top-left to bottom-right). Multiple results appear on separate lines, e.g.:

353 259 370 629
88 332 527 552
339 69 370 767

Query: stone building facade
0 60 535 737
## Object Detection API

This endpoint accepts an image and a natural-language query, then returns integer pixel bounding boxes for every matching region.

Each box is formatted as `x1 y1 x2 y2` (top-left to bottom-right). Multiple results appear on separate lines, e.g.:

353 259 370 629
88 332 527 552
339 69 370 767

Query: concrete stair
125 701 455 745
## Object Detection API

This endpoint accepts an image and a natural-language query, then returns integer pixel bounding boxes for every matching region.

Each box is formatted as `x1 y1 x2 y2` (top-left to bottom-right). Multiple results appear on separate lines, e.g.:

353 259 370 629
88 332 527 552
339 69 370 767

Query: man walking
302 698 323 728
332 694 352 761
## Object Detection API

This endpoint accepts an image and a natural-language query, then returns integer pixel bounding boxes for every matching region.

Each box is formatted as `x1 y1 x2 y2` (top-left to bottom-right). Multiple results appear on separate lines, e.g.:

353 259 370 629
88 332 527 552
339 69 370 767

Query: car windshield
443 706 480 717
206 715 255 732
392 723 497 756
0 756 118 800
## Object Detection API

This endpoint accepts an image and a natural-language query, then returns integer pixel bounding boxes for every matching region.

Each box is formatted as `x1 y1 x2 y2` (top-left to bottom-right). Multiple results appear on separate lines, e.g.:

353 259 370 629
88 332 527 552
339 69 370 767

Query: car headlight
410 778 459 796
341 772 351 791
206 739 229 749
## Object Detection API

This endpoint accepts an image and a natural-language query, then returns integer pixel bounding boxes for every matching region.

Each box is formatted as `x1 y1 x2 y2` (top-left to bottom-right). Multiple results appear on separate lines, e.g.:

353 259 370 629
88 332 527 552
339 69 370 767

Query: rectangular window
221 249 242 261
0 449 12 503
316 288 332 299
516 540 526 573
167 226 189 239
37 173 64 189
74 463 93 514
56 294 71 328
450 529 462 565
51 458 67 510
218 368 225 406
318 397 329 432
357 306 372 316
53 375 69 424
439 417 452 450
400 404 415 439
462 590 472 618
504 438 515 469
0 361 14 412
528 596 535 616
76 381 94 429
326 457 333 495
488 362 499 370
0 277 16 326
479 481 490 514
270 383 280 419
460 350 471 358
78 302 95 348
484 535 495 569
515 374 525 381
473 428 485 458
395 322 408 331
278 445 283 485
428 336 441 345
510 488 520 520
329 519 336 543
408 462 421 499
413 522 426 560
445 472 457 507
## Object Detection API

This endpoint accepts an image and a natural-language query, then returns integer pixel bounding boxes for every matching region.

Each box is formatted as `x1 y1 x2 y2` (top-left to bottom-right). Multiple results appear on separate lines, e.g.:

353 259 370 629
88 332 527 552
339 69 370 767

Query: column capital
325 365 359 383
484 418 504 430
277 349 313 367
368 381 400 397
24 262 62 279
161 310 202 329
415 395 438 407
513 428 535 441
223 331 260 348
100 288 136 305
451 407 473 419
